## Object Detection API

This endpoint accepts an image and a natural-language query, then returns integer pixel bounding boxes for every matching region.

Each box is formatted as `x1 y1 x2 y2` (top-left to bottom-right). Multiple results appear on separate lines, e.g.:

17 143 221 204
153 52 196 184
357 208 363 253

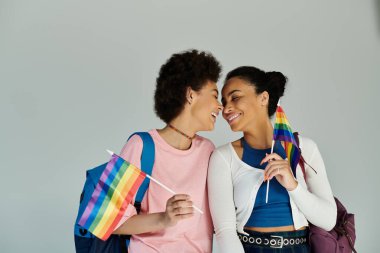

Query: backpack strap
127 132 155 212
120 132 155 250
86 132 155 211
74 132 155 239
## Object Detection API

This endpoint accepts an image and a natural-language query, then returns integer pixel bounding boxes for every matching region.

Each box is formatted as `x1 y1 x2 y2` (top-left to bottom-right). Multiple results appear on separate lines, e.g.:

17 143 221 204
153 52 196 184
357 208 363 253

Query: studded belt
238 232 308 249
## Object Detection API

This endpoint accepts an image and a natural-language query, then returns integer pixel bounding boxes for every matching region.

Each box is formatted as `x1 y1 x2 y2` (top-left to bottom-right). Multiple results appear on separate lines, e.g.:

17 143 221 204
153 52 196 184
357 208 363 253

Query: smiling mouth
211 112 218 122
227 113 241 124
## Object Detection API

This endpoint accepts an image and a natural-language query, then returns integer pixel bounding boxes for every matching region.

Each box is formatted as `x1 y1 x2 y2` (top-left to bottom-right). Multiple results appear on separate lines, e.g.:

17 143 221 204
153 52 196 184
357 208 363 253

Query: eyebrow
226 89 241 96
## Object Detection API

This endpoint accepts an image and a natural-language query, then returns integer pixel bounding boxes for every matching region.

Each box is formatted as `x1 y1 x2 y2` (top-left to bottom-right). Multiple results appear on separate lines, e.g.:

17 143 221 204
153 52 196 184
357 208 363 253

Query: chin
205 123 214 131
228 123 241 132
205 119 216 131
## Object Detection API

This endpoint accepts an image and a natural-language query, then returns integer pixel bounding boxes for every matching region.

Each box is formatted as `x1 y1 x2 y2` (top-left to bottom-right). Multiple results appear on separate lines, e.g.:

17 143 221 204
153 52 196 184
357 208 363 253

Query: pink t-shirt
117 129 215 253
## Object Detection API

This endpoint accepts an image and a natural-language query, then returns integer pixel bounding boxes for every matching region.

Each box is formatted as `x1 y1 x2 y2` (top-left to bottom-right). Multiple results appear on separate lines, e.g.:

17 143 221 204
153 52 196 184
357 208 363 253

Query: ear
186 87 196 105
260 91 269 106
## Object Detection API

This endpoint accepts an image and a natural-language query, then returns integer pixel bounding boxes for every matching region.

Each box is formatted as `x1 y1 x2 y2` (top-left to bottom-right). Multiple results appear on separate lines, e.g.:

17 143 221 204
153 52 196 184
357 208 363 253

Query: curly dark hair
154 49 222 123
225 66 287 117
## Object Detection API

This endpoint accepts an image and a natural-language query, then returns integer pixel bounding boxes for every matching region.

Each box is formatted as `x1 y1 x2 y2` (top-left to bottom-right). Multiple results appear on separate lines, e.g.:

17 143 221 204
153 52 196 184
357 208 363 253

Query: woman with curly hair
208 66 336 253
113 49 223 253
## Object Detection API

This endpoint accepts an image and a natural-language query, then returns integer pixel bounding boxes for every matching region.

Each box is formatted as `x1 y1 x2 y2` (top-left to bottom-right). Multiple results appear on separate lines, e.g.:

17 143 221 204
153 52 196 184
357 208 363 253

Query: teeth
228 114 240 122
211 112 217 117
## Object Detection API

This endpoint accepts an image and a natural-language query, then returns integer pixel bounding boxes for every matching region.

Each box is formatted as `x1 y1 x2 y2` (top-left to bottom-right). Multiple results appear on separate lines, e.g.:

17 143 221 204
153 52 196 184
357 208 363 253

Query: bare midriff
244 225 307 233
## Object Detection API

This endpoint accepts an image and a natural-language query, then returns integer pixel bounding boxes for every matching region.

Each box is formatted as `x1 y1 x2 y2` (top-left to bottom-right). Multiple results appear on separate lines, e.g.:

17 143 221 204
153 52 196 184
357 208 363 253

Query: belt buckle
270 235 284 248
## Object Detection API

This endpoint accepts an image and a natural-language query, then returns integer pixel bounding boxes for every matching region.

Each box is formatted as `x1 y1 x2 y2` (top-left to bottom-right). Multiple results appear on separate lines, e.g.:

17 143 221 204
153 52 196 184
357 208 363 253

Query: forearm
288 183 336 230
113 212 168 235
208 151 245 253
214 226 245 253
289 141 337 231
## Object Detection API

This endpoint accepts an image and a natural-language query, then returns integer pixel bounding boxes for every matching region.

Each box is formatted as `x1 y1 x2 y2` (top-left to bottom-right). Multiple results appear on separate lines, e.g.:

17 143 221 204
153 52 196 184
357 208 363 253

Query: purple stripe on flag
273 134 296 145
79 154 118 225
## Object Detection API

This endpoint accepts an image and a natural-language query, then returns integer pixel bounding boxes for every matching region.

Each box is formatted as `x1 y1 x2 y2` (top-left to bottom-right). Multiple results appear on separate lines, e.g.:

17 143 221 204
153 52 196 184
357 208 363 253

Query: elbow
317 203 337 231
214 226 244 253
325 207 337 231
310 213 336 231
214 223 237 238
320 216 336 231
307 199 337 231
215 227 235 238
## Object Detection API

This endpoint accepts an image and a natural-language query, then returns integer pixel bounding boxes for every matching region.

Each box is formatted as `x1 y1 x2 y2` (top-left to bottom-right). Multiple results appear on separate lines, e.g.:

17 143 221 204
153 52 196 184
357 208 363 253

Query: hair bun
266 71 287 98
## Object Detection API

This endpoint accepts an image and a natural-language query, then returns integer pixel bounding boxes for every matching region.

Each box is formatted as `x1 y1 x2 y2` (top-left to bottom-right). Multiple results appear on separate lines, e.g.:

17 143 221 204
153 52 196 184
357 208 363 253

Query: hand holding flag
106 151 204 215
265 102 301 203
78 150 203 241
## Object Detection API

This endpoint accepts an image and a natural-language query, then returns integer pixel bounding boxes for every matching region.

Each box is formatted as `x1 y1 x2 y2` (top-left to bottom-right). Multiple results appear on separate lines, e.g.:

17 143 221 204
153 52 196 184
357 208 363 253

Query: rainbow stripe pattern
273 105 300 171
78 154 146 240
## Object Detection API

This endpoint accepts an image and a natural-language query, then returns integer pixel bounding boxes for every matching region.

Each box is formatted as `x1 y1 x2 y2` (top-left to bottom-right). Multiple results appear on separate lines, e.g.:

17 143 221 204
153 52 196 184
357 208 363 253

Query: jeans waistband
238 229 309 249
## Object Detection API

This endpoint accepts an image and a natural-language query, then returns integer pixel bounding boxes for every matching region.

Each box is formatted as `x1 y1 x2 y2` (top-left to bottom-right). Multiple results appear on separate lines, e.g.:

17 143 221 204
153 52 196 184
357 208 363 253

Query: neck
243 118 273 149
158 116 196 150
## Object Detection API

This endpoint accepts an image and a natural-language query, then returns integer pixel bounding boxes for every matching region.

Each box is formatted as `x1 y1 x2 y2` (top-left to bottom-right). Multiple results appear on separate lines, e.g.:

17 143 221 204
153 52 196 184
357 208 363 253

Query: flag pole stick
146 175 203 214
265 140 275 204
266 100 281 204
107 150 203 214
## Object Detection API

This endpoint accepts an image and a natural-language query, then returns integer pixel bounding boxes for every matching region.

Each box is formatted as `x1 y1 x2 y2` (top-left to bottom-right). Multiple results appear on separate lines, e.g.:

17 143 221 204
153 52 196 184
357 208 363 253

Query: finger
168 194 190 203
171 200 193 209
265 166 283 181
264 160 289 179
172 206 194 215
175 213 194 220
167 195 189 210
260 153 283 165
263 160 288 174
261 153 283 164
264 159 287 168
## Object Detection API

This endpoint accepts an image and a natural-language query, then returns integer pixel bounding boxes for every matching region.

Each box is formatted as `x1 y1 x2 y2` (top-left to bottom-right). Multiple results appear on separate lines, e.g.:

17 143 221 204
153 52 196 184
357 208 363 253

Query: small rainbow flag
273 105 300 172
78 154 146 240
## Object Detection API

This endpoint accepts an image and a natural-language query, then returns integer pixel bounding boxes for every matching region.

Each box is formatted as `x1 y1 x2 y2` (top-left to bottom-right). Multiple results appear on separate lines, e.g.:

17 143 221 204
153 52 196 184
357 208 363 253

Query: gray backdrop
1 0 379 252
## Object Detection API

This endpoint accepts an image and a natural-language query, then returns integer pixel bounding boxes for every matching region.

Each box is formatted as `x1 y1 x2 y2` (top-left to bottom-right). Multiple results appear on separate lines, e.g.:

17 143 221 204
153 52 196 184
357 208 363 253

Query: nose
223 102 232 115
217 101 223 112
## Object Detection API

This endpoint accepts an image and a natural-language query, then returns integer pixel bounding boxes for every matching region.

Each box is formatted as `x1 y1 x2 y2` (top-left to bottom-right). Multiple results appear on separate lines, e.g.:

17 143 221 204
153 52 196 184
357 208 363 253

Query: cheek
201 98 215 110
238 100 251 112
193 100 209 116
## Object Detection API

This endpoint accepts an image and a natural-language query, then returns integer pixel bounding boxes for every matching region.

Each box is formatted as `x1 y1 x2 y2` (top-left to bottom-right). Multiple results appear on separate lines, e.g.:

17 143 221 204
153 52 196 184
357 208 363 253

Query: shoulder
214 142 232 155
119 132 145 161
214 139 241 156
209 142 246 177
298 135 318 155
208 143 234 175
127 133 145 145
298 135 326 172
210 142 236 164
195 135 216 151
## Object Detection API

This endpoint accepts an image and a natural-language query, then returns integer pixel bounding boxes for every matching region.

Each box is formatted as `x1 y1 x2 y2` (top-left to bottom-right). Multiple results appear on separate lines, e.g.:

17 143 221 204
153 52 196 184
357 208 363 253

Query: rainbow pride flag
273 105 300 171
78 154 146 240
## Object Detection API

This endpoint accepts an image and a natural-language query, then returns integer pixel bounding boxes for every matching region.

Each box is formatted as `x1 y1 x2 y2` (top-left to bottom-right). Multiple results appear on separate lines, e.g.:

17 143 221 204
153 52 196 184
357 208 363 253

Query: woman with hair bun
207 66 336 253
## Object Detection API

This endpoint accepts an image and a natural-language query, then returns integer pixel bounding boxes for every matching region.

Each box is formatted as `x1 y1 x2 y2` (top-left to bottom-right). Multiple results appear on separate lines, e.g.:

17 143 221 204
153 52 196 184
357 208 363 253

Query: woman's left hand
260 153 298 191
